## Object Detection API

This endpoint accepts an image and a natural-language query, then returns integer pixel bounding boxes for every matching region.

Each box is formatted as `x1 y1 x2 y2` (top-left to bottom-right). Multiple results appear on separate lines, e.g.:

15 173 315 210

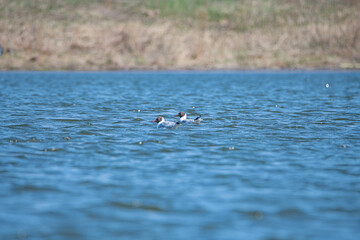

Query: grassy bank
0 0 359 70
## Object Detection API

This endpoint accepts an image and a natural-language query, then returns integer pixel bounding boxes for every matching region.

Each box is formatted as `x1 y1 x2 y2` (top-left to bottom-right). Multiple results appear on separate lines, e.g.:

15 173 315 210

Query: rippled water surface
1 71 360 240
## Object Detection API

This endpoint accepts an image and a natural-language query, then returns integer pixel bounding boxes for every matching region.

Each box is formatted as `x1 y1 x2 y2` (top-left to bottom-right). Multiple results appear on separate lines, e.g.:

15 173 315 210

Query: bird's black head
152 116 163 123
175 111 186 118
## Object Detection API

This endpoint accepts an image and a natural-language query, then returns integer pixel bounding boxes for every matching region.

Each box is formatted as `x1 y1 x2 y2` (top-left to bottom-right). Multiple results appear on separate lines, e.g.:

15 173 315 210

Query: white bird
174 111 202 124
152 116 180 129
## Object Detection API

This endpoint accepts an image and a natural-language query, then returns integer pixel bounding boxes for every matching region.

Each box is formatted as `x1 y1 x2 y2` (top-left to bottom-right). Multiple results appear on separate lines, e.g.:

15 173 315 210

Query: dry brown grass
0 0 359 70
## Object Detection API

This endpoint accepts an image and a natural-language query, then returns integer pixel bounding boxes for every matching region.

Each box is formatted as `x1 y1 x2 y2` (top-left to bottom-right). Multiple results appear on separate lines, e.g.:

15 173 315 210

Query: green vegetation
0 0 359 70
144 0 357 30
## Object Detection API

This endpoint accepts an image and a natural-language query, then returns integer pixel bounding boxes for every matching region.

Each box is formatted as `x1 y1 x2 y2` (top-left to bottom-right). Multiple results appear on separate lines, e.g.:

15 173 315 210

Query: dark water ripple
1 71 360 240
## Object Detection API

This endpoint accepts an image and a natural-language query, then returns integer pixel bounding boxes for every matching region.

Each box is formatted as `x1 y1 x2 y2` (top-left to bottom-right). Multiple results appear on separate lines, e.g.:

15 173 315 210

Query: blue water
1 71 360 240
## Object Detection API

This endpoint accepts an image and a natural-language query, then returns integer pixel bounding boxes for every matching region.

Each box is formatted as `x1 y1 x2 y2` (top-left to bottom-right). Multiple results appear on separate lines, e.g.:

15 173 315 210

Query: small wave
277 208 305 217
6 124 31 129
133 140 164 145
53 118 83 122
332 118 352 121
41 147 61 152
109 201 165 212
219 146 236 151
283 125 306 129
78 130 94 135
236 210 264 220
9 137 42 143
14 184 59 192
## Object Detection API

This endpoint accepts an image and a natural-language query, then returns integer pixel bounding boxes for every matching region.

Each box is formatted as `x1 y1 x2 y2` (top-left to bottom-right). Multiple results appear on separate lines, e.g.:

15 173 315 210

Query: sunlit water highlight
1 71 360 240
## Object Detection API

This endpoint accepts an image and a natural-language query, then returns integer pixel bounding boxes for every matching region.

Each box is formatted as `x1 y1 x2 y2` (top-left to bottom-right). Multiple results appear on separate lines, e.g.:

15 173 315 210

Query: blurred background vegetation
0 0 359 70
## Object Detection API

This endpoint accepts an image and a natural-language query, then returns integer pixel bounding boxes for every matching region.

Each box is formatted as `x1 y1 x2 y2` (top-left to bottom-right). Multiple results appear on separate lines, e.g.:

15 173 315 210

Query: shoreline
1 0 359 71
2 69 360 73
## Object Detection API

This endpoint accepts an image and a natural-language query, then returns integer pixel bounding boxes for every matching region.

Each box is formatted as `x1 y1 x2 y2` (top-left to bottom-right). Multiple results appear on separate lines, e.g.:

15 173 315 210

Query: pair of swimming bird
152 111 202 129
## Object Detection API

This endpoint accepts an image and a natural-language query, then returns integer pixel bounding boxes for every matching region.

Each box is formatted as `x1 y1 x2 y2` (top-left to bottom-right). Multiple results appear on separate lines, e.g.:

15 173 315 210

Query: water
1 71 360 240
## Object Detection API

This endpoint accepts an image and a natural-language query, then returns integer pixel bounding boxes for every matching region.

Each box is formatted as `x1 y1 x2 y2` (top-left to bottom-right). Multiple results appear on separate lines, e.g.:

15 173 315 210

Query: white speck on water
138 141 143 145
192 106 195 108
326 83 329 88
342 145 347 148
137 110 141 112
42 147 60 152
275 105 278 107
229 147 235 150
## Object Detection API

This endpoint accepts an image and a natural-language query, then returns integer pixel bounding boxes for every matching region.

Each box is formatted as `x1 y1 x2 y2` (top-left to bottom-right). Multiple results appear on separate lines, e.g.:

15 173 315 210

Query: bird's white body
177 112 202 124
157 119 179 129
152 116 180 129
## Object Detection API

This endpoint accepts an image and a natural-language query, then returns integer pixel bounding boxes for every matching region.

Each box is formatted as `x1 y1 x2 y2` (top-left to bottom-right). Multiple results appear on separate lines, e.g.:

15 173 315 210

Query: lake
1 71 360 240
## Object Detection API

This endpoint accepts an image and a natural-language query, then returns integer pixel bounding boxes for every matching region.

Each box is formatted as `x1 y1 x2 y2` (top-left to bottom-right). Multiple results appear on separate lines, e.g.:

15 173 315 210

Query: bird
174 111 202 124
152 116 180 129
